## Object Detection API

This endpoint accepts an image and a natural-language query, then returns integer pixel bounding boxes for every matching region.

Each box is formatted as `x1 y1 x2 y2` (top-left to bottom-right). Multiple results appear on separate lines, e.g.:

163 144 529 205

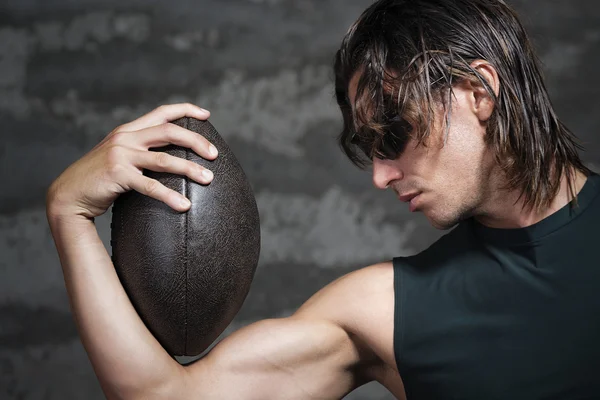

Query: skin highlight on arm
177 266 393 400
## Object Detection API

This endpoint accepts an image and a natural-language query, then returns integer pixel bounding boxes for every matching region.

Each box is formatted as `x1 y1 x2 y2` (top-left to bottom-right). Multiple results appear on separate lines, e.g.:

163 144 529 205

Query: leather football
110 117 261 357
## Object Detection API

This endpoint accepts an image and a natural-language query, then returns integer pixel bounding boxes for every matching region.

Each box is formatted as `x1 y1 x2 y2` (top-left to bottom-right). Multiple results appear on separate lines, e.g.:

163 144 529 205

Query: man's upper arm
177 265 387 400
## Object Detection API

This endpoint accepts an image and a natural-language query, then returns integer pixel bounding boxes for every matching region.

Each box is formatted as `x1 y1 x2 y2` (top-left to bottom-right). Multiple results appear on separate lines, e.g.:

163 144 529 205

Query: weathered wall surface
1 0 599 398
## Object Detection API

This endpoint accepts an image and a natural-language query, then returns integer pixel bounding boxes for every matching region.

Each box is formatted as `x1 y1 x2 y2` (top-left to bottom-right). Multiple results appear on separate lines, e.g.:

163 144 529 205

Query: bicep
180 317 372 400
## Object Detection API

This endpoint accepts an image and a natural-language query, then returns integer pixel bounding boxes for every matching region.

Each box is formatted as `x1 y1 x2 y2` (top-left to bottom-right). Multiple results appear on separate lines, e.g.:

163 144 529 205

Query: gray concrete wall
1 0 599 398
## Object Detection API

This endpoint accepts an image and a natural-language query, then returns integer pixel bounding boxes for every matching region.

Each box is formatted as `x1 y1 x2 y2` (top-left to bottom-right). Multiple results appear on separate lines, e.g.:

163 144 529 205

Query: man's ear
469 60 500 122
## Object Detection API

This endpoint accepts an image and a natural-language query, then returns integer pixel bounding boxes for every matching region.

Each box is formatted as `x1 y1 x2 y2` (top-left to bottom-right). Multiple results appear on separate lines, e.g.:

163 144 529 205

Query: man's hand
47 103 217 221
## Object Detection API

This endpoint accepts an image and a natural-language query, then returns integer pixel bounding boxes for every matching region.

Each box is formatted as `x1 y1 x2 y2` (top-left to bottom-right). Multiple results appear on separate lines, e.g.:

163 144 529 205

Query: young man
46 0 599 399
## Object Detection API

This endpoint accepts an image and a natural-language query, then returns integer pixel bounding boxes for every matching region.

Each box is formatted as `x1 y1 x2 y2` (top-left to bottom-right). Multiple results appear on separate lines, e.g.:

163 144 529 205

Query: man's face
348 72 495 230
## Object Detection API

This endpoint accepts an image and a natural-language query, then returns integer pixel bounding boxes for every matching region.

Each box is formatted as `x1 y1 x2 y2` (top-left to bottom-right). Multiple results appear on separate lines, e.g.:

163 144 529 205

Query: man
46 0 599 399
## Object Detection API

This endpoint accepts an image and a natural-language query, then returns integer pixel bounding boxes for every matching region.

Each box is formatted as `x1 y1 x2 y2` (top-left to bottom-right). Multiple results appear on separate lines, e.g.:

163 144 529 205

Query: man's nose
372 157 403 189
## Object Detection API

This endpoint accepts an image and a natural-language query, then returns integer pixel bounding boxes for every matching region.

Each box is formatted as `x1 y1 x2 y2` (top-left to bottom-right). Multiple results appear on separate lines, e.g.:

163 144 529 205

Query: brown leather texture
110 117 261 357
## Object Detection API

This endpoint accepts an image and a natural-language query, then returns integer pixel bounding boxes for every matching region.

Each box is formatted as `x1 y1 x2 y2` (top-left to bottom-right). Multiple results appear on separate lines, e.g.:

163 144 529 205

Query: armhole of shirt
392 257 405 373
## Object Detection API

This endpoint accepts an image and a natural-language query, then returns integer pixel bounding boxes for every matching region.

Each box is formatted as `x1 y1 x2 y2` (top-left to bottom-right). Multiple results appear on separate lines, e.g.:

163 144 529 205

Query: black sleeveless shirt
393 173 600 399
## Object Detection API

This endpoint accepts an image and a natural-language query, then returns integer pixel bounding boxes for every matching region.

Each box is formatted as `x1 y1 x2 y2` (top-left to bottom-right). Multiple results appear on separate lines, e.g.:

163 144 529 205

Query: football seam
183 117 189 355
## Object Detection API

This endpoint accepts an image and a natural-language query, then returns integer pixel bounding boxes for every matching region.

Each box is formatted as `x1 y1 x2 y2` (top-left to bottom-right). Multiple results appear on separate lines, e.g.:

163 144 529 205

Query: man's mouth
397 192 420 203
397 192 421 212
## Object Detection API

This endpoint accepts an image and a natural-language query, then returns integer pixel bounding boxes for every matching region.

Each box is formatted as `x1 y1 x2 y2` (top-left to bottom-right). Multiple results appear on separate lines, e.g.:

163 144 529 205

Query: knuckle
154 152 171 169
198 135 208 146
105 159 125 179
153 105 168 120
191 162 203 175
112 124 127 134
160 122 176 140
106 145 124 166
196 137 209 152
144 179 160 195
108 131 127 146
159 122 175 139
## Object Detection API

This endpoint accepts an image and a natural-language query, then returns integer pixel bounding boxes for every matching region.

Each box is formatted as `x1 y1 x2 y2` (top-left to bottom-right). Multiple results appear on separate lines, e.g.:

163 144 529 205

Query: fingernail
209 145 218 157
202 169 213 179
199 108 209 113
180 197 191 208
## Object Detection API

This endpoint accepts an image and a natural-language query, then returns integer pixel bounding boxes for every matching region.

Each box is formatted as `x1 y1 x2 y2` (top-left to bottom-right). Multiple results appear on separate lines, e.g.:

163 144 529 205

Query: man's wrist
46 203 92 225
45 184 94 226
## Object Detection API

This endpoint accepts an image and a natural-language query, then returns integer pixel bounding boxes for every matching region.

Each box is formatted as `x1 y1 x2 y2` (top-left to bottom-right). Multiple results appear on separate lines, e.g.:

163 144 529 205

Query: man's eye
350 133 374 160
375 135 405 160
375 118 411 160
350 116 412 161
377 138 401 159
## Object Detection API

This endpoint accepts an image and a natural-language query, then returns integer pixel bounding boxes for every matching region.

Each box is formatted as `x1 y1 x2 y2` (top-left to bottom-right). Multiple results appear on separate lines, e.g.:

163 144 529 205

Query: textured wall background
1 0 599 398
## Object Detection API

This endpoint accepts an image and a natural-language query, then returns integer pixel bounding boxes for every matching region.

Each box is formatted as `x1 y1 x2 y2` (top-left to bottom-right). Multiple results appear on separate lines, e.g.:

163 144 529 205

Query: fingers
133 149 214 185
123 167 193 212
105 103 217 213
118 103 210 133
133 122 219 161
110 122 218 162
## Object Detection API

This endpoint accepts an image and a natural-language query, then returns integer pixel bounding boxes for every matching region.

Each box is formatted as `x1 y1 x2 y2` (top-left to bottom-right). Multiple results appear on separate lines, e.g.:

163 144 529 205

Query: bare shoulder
295 261 405 397
295 261 397 370
296 261 394 325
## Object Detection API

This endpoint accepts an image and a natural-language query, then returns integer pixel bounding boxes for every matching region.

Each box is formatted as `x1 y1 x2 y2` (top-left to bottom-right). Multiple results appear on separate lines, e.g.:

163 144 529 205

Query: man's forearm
46 209 184 399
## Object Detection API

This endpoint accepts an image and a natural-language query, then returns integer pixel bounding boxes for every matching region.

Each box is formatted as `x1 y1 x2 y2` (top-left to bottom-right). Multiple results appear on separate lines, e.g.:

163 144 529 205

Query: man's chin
424 211 461 231
430 220 458 231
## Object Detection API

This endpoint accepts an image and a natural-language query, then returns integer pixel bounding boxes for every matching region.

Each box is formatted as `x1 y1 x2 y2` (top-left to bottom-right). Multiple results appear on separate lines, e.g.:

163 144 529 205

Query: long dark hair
334 0 591 212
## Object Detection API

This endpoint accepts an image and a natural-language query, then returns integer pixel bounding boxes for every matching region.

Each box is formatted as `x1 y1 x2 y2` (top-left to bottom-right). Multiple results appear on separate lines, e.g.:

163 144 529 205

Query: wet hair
334 0 591 212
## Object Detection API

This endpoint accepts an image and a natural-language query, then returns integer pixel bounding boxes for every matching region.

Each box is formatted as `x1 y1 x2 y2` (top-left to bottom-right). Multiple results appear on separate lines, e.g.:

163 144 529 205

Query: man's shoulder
293 262 396 368
295 262 394 322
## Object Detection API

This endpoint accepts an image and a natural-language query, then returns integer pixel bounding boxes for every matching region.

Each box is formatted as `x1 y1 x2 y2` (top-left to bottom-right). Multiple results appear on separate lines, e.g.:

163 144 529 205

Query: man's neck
474 169 589 229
